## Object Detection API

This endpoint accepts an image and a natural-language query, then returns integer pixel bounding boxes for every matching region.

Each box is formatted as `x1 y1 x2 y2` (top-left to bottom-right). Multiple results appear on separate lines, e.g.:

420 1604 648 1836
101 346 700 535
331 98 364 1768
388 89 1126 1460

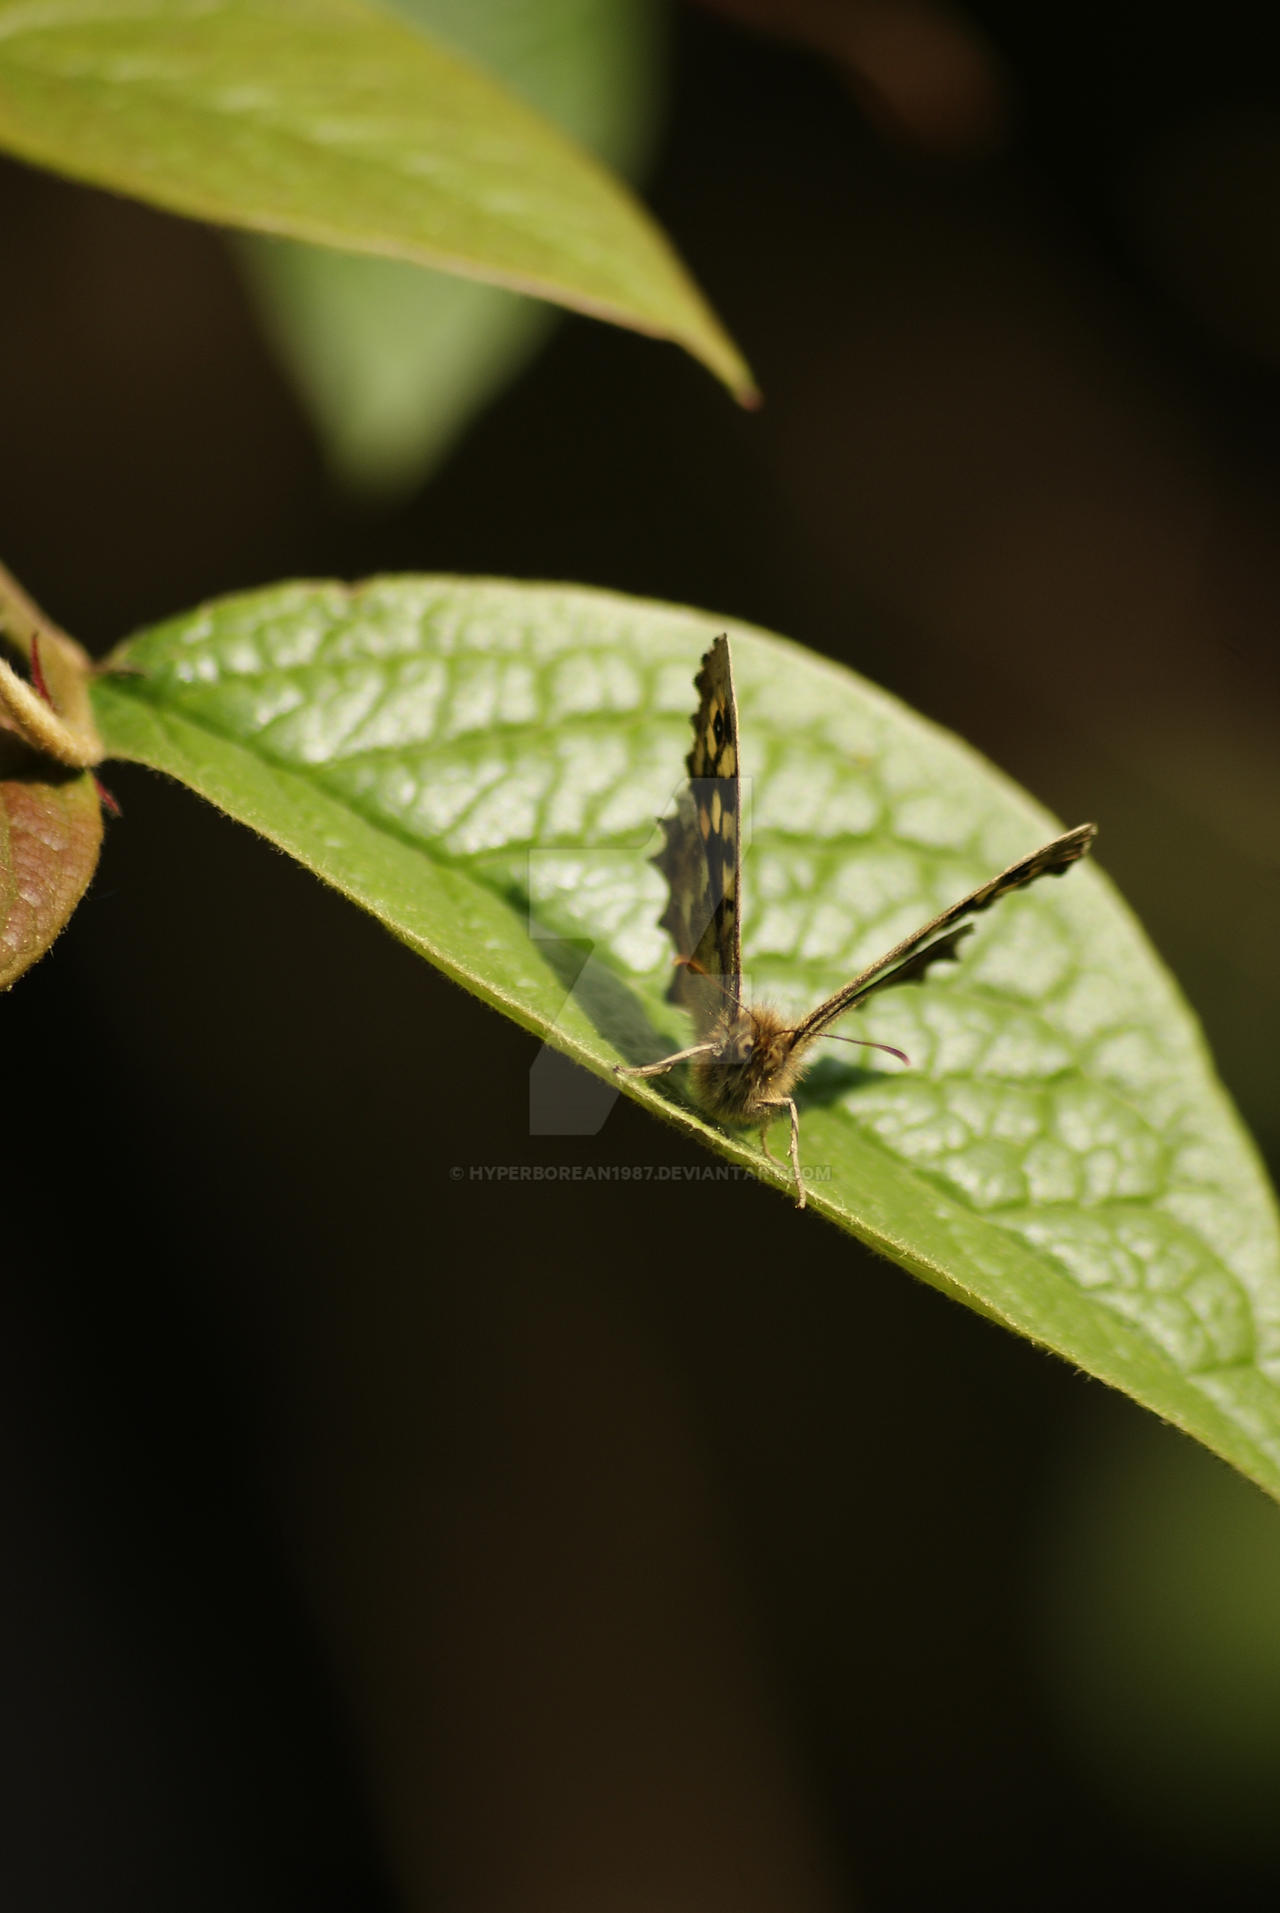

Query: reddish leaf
0 759 103 987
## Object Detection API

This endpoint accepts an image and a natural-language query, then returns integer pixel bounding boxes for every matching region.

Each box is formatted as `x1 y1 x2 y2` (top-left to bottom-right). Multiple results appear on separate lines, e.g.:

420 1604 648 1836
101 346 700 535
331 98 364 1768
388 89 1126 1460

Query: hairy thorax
688 1007 814 1128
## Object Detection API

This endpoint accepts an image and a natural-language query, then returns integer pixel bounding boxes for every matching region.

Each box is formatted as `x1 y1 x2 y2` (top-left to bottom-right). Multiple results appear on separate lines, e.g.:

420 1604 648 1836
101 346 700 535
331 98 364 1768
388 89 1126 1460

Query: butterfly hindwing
650 635 744 1036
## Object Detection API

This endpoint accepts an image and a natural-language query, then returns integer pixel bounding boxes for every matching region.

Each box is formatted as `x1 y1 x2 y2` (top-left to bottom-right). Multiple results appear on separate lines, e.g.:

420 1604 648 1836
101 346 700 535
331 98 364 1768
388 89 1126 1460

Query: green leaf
88 578 1280 1499
0 0 751 401
239 0 668 493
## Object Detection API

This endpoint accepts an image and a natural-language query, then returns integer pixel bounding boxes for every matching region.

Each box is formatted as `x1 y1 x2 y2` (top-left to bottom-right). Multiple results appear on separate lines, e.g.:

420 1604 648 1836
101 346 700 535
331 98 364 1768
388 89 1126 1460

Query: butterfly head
689 1005 807 1127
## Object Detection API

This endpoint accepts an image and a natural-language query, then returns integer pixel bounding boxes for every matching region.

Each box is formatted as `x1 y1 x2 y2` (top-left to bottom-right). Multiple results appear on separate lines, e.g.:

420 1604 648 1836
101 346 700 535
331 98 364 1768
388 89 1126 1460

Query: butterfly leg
615 1042 715 1081
759 1097 805 1210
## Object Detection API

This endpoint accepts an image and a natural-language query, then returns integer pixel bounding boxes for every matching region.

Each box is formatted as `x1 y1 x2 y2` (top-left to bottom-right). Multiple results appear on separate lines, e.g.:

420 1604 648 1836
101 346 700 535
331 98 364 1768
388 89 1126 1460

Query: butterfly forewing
791 821 1098 1043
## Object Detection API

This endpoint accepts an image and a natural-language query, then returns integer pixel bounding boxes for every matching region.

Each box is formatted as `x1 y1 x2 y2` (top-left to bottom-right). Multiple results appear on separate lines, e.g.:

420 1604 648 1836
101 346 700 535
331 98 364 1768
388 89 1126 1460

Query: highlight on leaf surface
84 576 1280 1501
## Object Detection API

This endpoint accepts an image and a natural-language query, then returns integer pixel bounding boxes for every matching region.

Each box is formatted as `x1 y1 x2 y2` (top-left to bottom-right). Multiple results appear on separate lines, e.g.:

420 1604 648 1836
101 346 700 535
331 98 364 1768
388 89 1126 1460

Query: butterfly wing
791 821 1097 1044
651 635 745 1037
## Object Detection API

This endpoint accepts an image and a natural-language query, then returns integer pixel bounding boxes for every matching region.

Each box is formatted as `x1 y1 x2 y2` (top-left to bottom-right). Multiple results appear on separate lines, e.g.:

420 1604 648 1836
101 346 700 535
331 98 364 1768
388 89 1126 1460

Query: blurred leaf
0 0 751 401
89 577 1280 1498
1036 1415 1280 1859
240 0 668 493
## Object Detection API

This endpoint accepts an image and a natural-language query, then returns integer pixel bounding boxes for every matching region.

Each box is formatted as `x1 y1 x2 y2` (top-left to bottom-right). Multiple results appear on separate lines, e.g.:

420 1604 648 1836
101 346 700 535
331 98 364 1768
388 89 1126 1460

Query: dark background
4 3 1280 1907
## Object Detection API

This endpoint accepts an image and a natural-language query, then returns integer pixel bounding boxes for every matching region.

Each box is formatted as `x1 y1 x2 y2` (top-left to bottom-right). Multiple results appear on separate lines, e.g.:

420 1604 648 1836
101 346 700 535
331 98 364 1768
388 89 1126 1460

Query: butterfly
617 635 1096 1208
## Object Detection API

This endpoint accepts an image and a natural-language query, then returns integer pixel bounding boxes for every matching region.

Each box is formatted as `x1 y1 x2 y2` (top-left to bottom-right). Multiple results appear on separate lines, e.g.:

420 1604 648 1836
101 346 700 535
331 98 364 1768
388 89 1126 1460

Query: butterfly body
617 635 1096 1208
688 1004 810 1130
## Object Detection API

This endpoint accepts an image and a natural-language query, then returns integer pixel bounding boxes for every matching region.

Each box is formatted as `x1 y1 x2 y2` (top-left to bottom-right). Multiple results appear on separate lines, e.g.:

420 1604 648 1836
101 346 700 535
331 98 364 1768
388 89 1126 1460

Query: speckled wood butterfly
617 635 1096 1208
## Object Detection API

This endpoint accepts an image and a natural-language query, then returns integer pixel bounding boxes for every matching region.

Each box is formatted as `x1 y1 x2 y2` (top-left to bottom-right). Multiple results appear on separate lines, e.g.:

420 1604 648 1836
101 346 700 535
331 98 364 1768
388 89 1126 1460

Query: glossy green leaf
0 0 750 400
239 0 667 493
89 578 1280 1499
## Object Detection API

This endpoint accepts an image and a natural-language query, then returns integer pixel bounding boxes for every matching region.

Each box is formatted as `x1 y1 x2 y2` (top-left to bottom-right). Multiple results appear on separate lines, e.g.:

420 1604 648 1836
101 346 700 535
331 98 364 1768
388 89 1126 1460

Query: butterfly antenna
818 1032 910 1066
